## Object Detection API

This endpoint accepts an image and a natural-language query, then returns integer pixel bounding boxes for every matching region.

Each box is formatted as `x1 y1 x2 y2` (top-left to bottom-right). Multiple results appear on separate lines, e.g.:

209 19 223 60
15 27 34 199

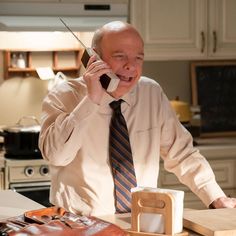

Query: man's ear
93 47 102 58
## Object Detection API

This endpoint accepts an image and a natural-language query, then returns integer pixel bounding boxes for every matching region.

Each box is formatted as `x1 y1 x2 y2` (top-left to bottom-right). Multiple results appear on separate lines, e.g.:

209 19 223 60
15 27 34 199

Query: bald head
92 21 143 56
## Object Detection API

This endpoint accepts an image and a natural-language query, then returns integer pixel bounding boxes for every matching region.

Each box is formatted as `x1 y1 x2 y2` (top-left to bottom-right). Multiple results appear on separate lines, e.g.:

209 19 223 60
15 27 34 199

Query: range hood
0 1 129 31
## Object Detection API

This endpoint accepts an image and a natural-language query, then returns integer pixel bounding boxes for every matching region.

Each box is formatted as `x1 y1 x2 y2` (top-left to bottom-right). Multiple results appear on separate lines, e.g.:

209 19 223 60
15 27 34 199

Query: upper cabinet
130 0 236 60
208 0 236 58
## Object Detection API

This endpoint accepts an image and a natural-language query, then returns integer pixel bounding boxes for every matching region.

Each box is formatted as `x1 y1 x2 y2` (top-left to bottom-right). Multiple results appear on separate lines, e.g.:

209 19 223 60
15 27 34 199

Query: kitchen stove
0 151 51 207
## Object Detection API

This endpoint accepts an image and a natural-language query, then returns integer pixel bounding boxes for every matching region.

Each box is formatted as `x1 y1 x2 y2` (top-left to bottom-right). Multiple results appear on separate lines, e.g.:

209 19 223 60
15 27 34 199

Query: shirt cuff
196 181 226 207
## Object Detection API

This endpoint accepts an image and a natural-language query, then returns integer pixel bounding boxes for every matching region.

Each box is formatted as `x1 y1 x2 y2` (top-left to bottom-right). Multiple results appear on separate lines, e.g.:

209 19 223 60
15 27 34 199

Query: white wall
0 77 48 126
143 61 191 103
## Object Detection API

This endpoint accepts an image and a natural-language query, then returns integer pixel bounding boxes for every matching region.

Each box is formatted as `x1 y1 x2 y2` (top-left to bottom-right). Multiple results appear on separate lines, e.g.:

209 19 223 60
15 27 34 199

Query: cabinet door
209 159 236 189
130 0 207 60
208 0 236 58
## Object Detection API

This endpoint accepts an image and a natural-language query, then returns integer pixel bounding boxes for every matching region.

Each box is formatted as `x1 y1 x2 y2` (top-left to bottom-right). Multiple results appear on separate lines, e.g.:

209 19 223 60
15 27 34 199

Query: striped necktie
109 99 137 213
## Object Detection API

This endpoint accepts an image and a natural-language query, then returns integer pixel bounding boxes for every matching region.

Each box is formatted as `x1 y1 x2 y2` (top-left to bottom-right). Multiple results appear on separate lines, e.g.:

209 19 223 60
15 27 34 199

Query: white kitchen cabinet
208 0 236 58
130 0 236 60
158 143 236 209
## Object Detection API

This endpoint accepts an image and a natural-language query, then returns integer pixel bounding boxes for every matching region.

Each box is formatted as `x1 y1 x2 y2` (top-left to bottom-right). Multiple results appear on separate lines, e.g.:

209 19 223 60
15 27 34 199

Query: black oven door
10 181 51 207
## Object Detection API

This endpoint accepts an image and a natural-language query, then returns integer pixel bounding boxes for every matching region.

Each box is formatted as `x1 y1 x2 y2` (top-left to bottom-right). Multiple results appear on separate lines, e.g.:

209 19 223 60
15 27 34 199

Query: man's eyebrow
112 51 144 56
112 50 124 54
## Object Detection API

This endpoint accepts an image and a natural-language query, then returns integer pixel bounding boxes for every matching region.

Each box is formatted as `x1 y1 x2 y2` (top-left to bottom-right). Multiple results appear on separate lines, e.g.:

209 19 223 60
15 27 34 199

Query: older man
39 21 236 216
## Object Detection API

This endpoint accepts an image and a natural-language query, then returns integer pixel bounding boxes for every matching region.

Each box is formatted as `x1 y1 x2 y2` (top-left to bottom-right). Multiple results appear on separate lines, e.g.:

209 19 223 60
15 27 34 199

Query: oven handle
10 181 50 192
11 186 50 192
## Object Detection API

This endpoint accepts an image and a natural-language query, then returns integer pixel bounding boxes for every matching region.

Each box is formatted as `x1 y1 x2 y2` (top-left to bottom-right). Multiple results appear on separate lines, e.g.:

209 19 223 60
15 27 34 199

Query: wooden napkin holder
127 191 188 236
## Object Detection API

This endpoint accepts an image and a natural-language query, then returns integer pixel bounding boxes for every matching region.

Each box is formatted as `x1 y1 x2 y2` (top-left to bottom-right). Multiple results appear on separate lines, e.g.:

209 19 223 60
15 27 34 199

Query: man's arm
39 89 99 166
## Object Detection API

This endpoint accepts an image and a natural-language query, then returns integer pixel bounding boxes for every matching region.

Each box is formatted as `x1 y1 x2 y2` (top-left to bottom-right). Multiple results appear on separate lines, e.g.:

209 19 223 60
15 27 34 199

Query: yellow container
170 97 191 123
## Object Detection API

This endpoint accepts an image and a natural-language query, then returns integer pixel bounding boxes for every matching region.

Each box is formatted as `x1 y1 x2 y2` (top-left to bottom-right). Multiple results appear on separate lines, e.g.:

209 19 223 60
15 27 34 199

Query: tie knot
109 99 123 114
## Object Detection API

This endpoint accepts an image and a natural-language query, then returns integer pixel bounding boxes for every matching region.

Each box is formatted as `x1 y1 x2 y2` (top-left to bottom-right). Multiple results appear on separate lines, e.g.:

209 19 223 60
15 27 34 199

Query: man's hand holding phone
81 48 120 93
59 18 119 102
83 54 113 104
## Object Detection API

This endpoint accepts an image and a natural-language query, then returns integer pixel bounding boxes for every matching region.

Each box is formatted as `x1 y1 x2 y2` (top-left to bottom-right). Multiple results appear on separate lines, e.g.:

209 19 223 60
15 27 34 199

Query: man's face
99 29 144 98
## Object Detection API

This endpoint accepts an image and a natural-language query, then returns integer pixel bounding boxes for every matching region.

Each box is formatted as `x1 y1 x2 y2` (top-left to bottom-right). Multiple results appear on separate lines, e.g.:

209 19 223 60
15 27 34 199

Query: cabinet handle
213 31 217 53
201 31 205 53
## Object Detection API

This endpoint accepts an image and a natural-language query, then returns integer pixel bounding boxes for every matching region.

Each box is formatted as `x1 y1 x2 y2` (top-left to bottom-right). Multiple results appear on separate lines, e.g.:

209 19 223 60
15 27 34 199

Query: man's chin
109 84 134 98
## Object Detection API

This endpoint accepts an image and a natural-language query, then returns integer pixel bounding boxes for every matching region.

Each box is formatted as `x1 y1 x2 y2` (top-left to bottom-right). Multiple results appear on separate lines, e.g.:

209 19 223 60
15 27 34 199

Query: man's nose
124 59 136 71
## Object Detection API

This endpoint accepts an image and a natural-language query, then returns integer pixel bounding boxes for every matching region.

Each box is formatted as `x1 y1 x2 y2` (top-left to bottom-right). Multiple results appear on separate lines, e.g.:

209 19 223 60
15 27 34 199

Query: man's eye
113 54 125 59
137 57 143 61
136 56 144 61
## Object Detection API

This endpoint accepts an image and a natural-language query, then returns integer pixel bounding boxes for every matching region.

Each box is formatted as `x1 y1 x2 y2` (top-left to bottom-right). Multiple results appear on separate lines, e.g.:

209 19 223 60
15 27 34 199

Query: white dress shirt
39 76 225 216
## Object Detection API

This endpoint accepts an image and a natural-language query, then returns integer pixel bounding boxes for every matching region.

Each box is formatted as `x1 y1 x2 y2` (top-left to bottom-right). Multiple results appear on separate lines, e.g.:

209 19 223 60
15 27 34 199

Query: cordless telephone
60 18 120 92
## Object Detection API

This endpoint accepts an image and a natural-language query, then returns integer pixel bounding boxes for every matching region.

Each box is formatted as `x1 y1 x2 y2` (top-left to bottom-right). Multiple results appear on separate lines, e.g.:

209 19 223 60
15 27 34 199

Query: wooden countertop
99 213 201 236
0 190 44 220
183 208 236 236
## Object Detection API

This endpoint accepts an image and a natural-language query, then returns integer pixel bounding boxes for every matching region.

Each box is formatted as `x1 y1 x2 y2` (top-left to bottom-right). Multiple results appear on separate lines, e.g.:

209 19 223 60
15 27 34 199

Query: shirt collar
99 85 136 114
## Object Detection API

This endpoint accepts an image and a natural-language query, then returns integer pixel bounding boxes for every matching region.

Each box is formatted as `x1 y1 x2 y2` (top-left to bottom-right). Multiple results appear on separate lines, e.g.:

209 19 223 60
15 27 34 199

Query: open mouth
117 75 133 82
